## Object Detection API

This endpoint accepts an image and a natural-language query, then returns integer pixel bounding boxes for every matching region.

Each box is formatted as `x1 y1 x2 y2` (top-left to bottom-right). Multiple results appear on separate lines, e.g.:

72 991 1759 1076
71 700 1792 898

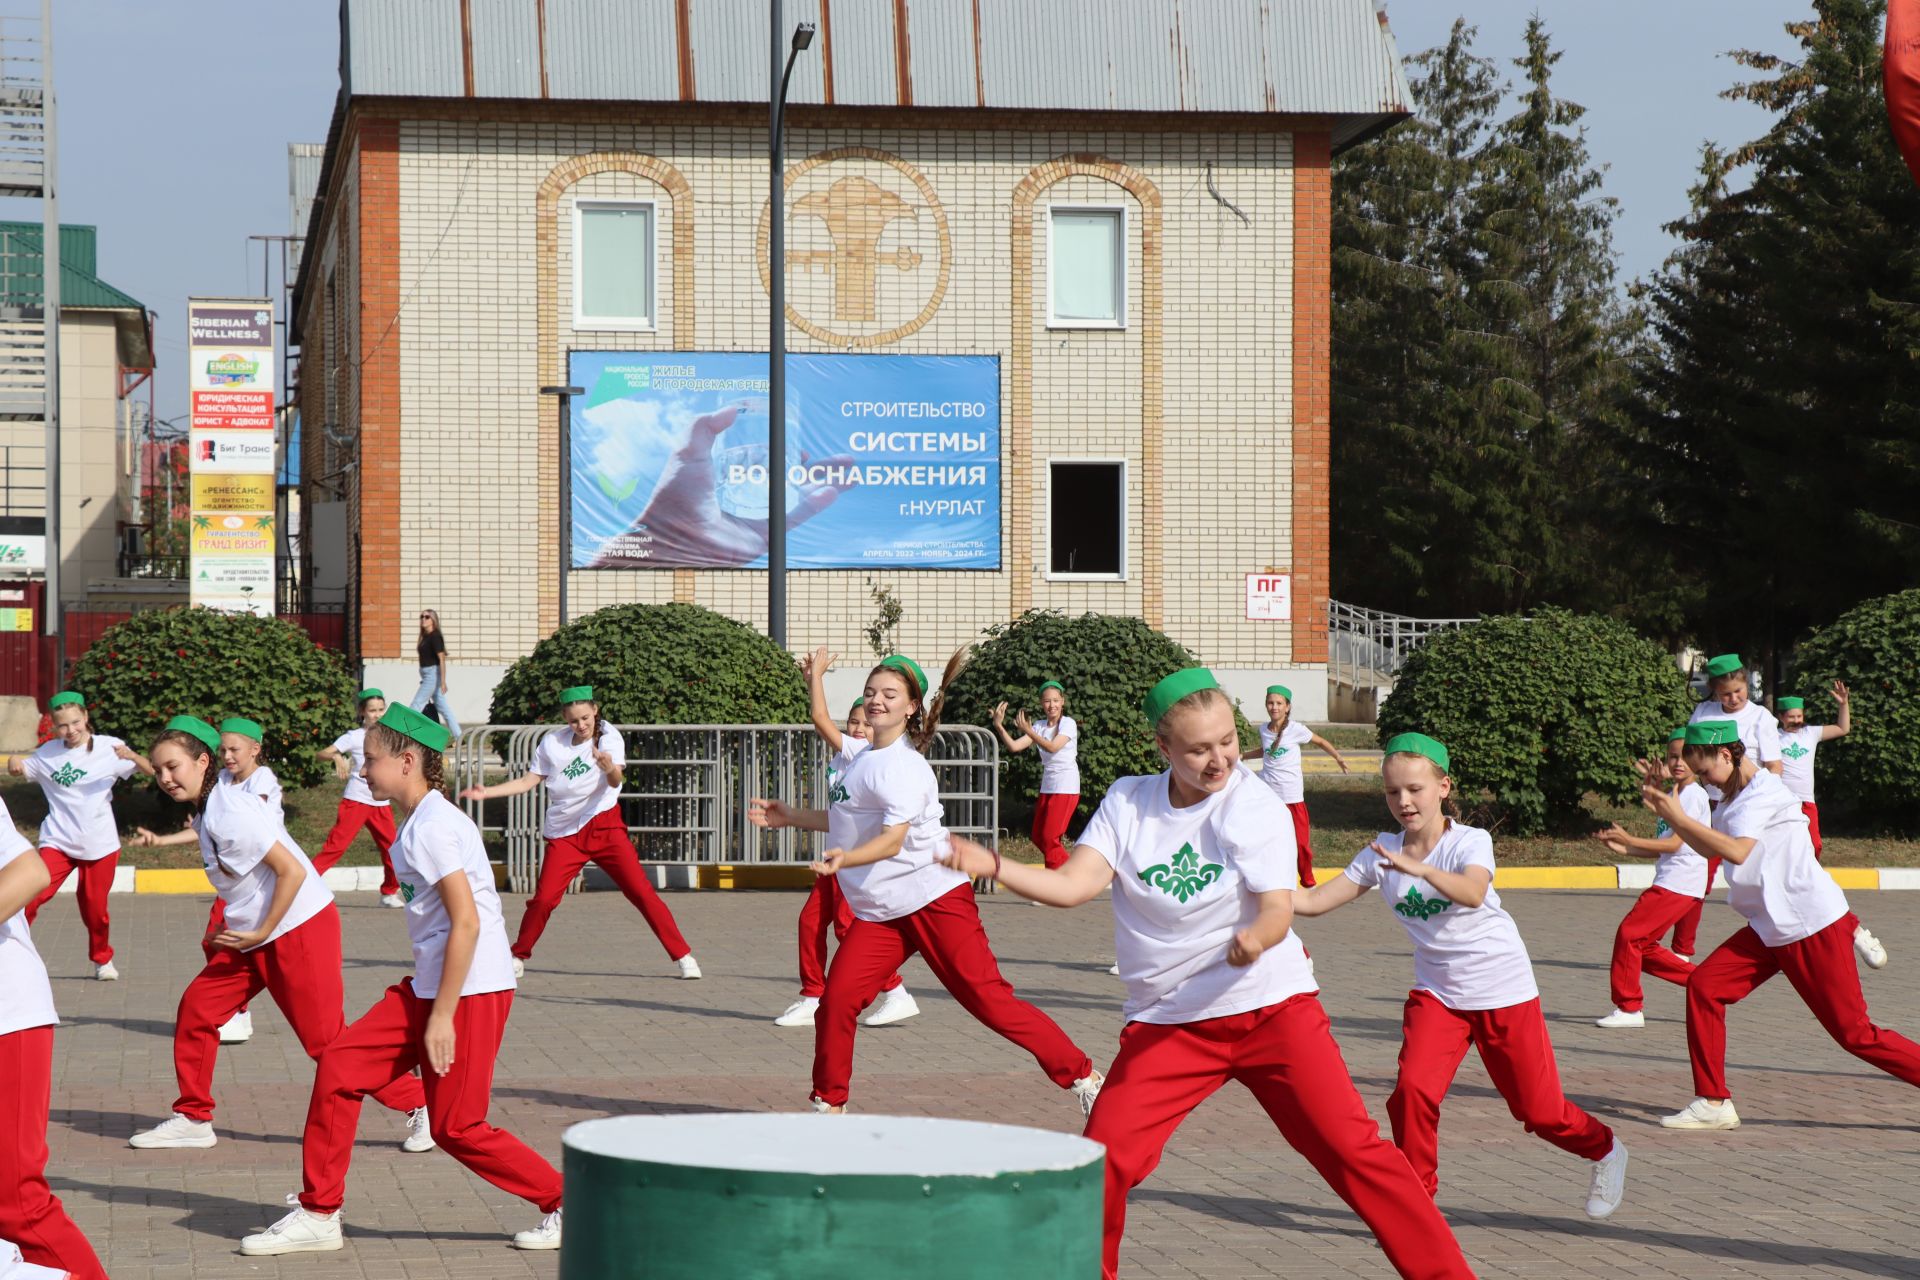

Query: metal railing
1327 599 1480 691
450 723 1000 895
116 551 186 579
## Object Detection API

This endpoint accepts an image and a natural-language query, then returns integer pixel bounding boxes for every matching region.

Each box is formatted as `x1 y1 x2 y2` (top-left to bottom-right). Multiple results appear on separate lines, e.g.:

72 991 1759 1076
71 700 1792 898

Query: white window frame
1044 457 1129 582
1046 203 1128 330
573 199 659 331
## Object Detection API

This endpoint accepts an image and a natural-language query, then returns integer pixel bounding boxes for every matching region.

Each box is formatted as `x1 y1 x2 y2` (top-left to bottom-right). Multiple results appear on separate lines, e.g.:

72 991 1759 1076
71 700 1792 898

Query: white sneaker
239 1205 343 1255
1071 1070 1105 1117
809 1098 847 1114
1106 964 1121 976
774 997 819 1028
511 1207 562 1250
861 987 920 1027
218 1010 253 1044
1595 1008 1645 1029
677 955 703 980
401 1106 435 1153
95 961 118 981
1856 925 1890 970
512 957 525 979
380 892 405 909
1673 952 1694 963
1660 1097 1740 1130
129 1112 217 1149
1585 1140 1628 1219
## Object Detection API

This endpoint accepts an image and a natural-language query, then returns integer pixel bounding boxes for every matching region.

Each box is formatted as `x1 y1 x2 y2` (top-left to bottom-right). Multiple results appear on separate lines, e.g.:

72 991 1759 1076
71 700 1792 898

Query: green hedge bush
1377 608 1692 836
1786 588 1920 826
940 610 1254 825
67 607 356 788
489 603 807 727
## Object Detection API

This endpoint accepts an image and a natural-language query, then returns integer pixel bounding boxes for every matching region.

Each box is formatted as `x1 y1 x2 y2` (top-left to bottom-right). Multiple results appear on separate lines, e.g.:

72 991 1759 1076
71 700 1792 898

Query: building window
574 201 656 329
1047 206 1125 328
1047 460 1126 579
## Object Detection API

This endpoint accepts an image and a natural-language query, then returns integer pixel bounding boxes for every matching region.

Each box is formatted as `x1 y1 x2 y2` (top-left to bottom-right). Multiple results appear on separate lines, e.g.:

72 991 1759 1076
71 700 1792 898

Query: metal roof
338 0 1412 139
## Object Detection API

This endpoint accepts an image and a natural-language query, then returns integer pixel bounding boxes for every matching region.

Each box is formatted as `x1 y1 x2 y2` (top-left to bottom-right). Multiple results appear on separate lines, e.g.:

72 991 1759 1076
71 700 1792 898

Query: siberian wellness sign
570 352 999 570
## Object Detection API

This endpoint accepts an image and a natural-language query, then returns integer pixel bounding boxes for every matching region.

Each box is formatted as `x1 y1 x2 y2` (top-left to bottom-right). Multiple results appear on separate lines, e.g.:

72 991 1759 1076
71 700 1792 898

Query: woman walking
990 681 1080 871
409 609 462 737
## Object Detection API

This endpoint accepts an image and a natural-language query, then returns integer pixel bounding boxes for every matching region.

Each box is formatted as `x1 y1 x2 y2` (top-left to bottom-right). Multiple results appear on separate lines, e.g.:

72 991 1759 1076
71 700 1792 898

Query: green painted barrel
560 1113 1105 1279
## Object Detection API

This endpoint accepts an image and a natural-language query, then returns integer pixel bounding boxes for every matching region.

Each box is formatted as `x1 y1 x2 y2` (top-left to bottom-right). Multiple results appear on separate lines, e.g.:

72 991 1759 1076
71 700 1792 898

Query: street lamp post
540 384 585 627
768 8 815 649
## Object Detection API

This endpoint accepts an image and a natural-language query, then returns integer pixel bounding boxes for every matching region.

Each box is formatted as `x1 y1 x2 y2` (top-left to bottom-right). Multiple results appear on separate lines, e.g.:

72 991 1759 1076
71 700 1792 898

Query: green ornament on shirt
1781 742 1809 761
1394 885 1452 921
1139 842 1223 904
562 756 592 780
50 762 86 787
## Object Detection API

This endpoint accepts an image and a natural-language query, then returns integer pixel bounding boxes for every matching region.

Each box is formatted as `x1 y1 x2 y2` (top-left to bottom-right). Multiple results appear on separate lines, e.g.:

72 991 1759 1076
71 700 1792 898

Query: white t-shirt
1690 699 1782 800
1343 822 1539 1011
1778 726 1822 804
1715 769 1846 947
1033 716 1080 795
0 809 57 1038
826 735 869 797
1650 782 1713 898
1256 721 1314 805
1078 769 1316 1025
535 723 624 839
24 735 136 859
390 789 516 999
330 729 388 808
197 780 332 950
226 764 284 825
0 1235 67 1279
828 736 968 922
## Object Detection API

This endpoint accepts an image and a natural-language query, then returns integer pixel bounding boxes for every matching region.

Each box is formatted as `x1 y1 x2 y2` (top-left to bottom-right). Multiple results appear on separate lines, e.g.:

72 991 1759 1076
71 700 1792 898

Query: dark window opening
1049 462 1124 576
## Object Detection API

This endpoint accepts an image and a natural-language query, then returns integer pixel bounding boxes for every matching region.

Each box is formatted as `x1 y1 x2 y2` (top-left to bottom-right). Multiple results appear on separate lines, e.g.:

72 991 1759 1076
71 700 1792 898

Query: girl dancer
316 690 404 908
774 650 916 1028
409 609 463 737
127 716 431 1154
242 705 563 1255
1775 682 1849 855
7 691 145 981
1291 733 1626 1216
989 680 1080 871
1653 720 1920 1131
460 686 701 981
1590 728 1708 1028
750 653 1101 1115
939 669 1477 1280
1241 684 1348 887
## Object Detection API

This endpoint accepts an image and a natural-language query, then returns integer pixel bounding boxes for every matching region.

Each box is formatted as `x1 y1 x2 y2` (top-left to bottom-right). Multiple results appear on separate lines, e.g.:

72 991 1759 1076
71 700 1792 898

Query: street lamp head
539 385 586 397
792 22 815 52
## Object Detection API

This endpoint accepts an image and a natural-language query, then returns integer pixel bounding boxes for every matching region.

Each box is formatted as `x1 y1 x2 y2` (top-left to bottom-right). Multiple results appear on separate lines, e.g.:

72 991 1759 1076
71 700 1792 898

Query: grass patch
1307 723 1380 751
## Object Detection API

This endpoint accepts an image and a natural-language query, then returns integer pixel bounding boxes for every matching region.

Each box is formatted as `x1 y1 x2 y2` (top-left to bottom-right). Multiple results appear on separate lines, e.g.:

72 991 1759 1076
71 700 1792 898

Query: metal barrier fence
450 724 1000 895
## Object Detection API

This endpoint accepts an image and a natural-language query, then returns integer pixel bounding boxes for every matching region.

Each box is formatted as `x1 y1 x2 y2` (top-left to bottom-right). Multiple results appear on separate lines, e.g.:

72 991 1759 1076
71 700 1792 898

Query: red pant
1085 997 1474 1280
1669 858 1721 956
797 875 900 999
173 904 425 1123
812 883 1091 1107
512 808 690 961
314 800 401 896
1288 801 1316 887
1686 913 1920 1100
0 1027 106 1280
1389 991 1613 1196
1610 886 1700 1012
300 980 562 1216
24 849 114 965
1804 802 1823 858
1031 792 1078 871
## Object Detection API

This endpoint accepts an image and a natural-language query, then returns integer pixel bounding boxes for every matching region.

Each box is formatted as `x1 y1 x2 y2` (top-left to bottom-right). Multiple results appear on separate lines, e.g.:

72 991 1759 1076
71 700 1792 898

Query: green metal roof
0 222 147 312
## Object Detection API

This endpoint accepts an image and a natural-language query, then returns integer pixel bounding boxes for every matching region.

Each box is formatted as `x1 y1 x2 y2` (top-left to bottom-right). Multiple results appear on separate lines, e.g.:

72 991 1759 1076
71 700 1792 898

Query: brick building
295 0 1411 721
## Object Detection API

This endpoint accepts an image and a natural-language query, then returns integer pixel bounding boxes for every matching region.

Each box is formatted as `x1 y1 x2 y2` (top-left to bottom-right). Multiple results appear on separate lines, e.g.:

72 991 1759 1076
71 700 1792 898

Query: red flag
1890 0 1920 184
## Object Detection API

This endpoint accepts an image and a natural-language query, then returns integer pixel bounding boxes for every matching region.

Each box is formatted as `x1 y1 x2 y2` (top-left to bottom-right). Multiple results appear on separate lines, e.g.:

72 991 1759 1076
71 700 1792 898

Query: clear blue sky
0 1 1819 425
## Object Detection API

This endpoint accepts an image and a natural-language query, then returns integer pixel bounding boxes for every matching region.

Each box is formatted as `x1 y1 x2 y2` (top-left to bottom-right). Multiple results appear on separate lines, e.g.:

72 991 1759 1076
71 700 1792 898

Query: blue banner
569 352 1000 570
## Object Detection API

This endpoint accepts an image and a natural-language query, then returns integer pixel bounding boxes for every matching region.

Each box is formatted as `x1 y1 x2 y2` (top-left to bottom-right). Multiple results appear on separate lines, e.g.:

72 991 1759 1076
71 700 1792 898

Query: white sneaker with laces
95 961 118 981
1856 925 1890 970
1585 1140 1628 1219
677 954 703 980
512 1207 562 1250
1660 1097 1740 1130
129 1112 217 1149
1071 1070 1105 1117
512 957 525 979
1595 1008 1645 1029
380 892 405 909
861 987 920 1027
239 1205 344 1255
401 1106 435 1153
774 996 819 1027
218 1010 254 1043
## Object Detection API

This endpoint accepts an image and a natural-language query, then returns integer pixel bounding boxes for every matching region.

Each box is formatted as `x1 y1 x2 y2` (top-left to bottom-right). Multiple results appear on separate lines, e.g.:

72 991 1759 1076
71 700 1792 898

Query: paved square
33 886 1920 1278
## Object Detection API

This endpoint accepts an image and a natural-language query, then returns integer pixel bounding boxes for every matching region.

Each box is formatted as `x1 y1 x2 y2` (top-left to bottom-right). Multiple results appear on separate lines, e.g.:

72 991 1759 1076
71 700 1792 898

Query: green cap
1383 732 1451 773
47 690 84 710
1704 654 1744 678
1685 720 1740 746
847 700 867 717
1775 696 1804 711
879 654 927 694
1141 668 1218 727
1266 684 1293 701
219 717 264 742
357 688 385 702
164 715 221 753
1669 726 1689 741
1038 680 1064 696
559 685 595 705
379 704 450 754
